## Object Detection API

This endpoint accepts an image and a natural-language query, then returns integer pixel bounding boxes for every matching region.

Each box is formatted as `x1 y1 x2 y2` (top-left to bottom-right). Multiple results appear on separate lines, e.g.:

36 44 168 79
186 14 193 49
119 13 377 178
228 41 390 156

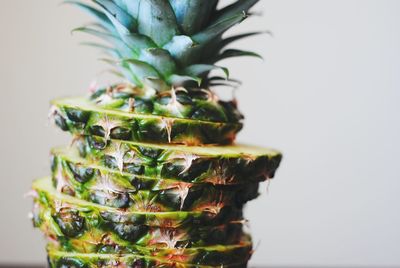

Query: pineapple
31 0 283 267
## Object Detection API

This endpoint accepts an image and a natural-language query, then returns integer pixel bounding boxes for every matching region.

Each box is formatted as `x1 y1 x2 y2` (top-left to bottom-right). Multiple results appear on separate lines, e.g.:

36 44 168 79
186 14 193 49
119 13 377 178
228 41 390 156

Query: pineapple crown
68 0 262 91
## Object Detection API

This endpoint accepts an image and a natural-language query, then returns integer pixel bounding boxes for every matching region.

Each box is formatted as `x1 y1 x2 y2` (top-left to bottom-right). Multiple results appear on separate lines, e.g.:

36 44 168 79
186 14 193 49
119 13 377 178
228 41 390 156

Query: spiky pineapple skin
89 86 243 123
52 146 263 188
33 202 245 250
31 184 252 265
33 177 243 228
51 147 260 211
73 136 282 185
45 234 252 266
51 97 243 145
47 247 249 268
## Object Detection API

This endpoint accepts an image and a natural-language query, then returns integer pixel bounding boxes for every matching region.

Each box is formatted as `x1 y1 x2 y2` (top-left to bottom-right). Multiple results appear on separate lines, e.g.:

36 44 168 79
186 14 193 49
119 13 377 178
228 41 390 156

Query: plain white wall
1 0 400 266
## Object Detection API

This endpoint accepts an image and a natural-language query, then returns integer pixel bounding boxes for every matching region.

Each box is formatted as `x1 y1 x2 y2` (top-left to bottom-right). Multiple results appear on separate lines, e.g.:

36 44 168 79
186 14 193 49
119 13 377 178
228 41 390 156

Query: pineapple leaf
169 0 217 35
209 82 237 88
80 42 119 57
144 77 170 92
99 58 118 65
93 0 137 32
71 26 116 41
108 69 125 78
113 0 140 19
93 0 143 55
65 0 263 89
220 31 268 50
185 64 229 79
124 59 161 87
137 0 180 46
72 27 132 58
119 33 157 53
192 13 247 45
64 1 114 32
89 2 155 54
163 35 196 66
121 65 142 86
168 74 202 86
139 48 177 77
214 49 263 63
212 0 259 25
208 76 242 85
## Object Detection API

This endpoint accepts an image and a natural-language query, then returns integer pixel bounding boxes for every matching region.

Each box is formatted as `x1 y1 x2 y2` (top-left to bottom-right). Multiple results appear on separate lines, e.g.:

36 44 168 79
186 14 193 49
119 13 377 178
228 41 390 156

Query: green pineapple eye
110 127 132 140
50 155 57 173
87 135 107 150
90 190 130 209
133 98 154 114
100 211 146 226
111 222 149 242
160 158 210 181
65 108 90 124
176 91 194 105
130 176 153 191
191 103 227 122
88 125 105 138
124 163 145 175
136 146 163 159
67 162 94 184
53 209 85 238
54 113 69 131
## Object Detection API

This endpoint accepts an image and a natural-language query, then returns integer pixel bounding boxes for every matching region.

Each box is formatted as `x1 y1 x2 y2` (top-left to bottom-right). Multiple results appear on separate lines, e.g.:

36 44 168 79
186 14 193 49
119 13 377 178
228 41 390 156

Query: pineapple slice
73 136 282 185
51 97 243 145
47 246 249 268
34 201 245 250
32 177 244 229
51 146 260 211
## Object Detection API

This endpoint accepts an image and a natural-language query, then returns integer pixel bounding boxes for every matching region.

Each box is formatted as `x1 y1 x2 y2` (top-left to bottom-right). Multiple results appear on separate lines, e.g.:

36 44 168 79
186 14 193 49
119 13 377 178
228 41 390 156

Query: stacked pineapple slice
31 0 282 267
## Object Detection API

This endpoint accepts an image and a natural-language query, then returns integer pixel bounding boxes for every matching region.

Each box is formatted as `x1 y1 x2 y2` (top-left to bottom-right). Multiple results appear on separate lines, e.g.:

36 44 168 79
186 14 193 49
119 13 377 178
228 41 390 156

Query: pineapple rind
31 180 252 265
45 234 252 266
33 202 245 250
47 247 248 268
51 97 243 145
51 147 260 211
89 85 244 123
74 136 282 185
32 177 244 228
52 146 263 187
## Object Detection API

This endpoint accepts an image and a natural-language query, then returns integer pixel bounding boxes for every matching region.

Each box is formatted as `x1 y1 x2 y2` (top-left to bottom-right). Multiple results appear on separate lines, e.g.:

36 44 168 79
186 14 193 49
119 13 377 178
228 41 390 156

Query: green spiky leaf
124 59 161 87
64 1 114 32
137 0 180 46
169 0 218 35
168 74 201 86
192 13 247 45
94 0 137 32
139 48 177 77
212 0 259 24
185 64 229 79
214 49 263 63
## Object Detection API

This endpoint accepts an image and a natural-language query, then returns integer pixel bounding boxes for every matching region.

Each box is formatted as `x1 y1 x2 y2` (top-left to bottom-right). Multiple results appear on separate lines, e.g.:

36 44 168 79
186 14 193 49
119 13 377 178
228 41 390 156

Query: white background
1 0 400 266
